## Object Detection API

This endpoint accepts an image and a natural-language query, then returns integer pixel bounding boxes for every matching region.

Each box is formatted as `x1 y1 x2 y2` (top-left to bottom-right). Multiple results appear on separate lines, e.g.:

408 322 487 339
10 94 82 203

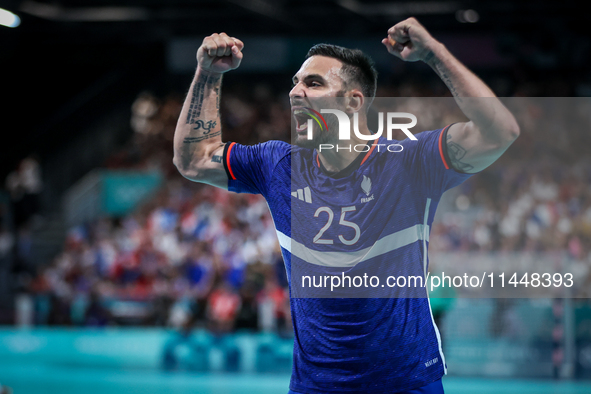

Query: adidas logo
291 186 312 203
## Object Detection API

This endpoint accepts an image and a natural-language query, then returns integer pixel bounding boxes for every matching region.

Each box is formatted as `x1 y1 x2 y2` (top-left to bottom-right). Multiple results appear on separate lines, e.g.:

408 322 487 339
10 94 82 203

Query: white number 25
313 206 360 245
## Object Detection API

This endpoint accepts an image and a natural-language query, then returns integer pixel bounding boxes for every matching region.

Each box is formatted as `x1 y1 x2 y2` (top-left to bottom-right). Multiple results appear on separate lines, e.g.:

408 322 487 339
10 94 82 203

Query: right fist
197 33 244 74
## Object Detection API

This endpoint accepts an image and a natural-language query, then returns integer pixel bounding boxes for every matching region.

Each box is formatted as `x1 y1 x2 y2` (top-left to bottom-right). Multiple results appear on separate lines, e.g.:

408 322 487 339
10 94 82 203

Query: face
289 56 348 148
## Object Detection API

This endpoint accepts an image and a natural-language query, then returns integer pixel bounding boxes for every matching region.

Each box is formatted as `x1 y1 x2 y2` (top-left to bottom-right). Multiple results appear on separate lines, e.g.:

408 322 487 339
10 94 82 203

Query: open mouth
293 109 311 133
293 107 328 135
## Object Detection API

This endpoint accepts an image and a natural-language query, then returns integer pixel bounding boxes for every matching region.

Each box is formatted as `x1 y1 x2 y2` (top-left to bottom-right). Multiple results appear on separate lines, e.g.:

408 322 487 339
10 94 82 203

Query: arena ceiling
1 0 587 41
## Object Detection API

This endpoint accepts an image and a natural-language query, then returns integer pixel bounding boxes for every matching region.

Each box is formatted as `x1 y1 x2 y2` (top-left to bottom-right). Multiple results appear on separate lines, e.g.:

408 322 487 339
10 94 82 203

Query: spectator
206 282 241 334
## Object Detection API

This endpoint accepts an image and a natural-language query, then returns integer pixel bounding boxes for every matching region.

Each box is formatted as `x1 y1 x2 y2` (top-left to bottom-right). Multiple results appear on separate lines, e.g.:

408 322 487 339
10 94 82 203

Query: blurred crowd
19 76 591 328
428 97 591 297
29 182 291 332
26 87 292 332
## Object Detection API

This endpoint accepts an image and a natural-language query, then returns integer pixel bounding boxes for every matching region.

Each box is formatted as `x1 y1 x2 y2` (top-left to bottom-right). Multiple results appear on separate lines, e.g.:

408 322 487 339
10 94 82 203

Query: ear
344 89 365 114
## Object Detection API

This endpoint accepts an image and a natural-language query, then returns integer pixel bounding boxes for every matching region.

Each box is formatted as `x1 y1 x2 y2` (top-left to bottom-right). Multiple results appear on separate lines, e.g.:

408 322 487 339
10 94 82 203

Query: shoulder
261 140 292 169
266 139 292 153
371 128 445 166
400 128 444 147
225 140 293 195
228 139 291 163
257 140 292 159
393 127 448 158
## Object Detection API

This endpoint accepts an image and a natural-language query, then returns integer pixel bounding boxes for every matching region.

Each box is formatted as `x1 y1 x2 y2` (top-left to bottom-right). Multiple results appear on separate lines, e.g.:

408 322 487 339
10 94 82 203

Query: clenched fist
381 17 439 63
197 33 244 74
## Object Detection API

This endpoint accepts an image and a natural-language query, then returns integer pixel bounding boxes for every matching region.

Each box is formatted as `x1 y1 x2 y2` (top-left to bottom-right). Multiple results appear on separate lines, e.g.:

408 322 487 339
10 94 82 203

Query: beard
292 100 347 150
293 118 340 149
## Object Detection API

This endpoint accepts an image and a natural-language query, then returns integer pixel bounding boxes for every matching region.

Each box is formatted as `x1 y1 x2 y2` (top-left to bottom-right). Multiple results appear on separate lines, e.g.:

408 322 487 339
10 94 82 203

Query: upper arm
401 127 473 196
446 120 519 174
175 142 229 190
176 139 289 196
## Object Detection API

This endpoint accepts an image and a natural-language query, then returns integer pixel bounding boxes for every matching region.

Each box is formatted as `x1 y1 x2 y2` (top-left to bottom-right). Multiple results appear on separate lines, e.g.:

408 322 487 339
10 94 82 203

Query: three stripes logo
291 186 312 203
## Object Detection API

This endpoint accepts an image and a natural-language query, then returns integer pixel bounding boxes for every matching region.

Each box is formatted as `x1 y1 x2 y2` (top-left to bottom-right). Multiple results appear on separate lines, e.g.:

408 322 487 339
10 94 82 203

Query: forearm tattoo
424 50 435 64
192 120 217 132
183 130 221 144
429 55 462 103
216 86 220 110
447 134 474 172
186 73 221 124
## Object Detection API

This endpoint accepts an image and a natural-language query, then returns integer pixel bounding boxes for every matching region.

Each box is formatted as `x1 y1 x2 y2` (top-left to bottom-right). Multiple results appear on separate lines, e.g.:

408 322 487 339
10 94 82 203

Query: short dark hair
305 43 378 104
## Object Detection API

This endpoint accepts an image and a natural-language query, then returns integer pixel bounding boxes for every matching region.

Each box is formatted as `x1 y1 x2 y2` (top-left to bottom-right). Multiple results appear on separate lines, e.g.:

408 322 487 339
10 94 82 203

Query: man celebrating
174 18 519 394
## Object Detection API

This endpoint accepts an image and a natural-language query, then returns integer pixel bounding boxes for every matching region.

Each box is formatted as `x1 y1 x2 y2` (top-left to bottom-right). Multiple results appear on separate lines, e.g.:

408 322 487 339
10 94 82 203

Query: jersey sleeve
222 140 290 196
401 125 474 196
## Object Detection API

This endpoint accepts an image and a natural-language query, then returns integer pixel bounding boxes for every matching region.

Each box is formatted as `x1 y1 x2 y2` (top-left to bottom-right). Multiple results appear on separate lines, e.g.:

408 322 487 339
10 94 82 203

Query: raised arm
382 18 520 173
173 33 244 188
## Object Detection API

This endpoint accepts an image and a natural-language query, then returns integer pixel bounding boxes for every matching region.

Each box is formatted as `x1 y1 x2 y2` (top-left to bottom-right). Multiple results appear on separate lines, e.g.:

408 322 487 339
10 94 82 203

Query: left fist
382 17 438 62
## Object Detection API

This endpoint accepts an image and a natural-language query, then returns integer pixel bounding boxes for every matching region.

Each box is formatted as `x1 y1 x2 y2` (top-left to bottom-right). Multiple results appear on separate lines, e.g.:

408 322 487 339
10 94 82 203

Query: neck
316 122 373 173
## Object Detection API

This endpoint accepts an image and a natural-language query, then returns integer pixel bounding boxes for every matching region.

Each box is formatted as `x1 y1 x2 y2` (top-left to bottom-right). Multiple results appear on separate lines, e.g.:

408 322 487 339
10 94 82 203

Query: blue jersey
222 126 472 393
